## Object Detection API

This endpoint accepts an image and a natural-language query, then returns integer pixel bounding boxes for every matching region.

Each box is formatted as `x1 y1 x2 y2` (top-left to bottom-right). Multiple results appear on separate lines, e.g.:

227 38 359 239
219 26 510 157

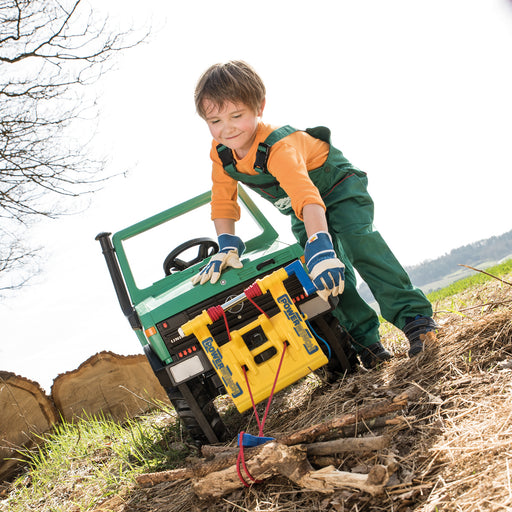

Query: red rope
242 366 262 434
207 284 267 341
206 305 231 340
237 341 288 486
244 283 269 318
260 341 287 435
207 290 288 487
236 432 261 486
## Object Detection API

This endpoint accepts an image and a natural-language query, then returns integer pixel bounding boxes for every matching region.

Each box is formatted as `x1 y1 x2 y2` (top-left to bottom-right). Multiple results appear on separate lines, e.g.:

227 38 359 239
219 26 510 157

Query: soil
92 275 512 511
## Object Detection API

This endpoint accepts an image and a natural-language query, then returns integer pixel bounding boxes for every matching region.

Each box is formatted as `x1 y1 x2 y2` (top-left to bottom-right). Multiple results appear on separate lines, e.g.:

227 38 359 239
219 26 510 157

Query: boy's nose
224 124 236 135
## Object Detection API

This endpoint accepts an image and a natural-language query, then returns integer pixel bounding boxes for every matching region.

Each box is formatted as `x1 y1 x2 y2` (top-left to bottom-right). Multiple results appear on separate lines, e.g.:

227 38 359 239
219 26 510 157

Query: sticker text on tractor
201 337 243 398
277 294 318 355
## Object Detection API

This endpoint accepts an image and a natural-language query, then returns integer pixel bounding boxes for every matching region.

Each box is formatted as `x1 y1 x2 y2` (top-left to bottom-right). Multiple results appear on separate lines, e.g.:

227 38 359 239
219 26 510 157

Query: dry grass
6 274 512 512
99 274 512 511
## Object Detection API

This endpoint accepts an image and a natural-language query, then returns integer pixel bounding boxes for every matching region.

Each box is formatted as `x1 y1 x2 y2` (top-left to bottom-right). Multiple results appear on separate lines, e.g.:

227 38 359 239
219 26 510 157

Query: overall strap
216 125 298 175
254 125 297 174
216 144 237 174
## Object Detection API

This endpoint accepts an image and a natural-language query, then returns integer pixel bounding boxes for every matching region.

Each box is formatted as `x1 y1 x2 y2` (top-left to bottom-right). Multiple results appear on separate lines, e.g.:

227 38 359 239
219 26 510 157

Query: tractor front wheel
165 378 230 445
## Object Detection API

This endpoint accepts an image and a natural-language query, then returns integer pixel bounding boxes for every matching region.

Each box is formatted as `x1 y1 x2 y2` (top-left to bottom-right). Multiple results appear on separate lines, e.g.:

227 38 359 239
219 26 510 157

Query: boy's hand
191 234 245 285
304 231 345 301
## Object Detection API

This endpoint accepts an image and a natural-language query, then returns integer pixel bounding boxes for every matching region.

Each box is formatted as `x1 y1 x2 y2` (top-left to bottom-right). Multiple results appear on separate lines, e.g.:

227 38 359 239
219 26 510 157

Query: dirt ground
88 275 512 512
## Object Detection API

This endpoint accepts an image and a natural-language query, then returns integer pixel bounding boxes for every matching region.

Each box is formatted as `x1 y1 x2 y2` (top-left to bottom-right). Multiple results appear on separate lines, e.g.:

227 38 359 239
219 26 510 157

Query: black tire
309 314 359 375
166 377 230 445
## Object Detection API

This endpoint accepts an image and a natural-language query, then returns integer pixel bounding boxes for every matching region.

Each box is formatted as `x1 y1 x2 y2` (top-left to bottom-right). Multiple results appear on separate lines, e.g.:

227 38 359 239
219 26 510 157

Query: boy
192 60 437 369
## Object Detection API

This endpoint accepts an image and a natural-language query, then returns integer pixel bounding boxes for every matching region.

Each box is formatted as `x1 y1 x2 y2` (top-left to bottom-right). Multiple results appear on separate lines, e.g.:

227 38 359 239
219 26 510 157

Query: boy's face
203 99 265 159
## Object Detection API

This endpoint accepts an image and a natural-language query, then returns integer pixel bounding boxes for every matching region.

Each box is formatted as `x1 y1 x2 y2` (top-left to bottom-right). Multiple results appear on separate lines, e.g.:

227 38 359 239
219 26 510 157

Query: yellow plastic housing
180 267 328 412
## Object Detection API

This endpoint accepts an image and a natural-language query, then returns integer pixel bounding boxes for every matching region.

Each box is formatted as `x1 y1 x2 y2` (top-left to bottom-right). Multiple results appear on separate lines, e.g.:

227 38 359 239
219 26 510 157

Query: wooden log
51 351 168 422
136 386 422 488
136 466 192 487
0 371 59 481
136 444 265 487
192 442 309 498
277 385 420 446
193 442 391 499
201 444 238 459
309 456 341 467
337 414 414 437
304 435 390 456
301 464 390 496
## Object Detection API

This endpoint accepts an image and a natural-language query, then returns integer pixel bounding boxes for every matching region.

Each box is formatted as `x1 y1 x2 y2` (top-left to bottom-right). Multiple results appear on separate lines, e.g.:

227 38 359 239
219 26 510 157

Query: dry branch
192 441 392 499
277 384 421 446
303 434 390 456
136 385 421 490
459 264 512 286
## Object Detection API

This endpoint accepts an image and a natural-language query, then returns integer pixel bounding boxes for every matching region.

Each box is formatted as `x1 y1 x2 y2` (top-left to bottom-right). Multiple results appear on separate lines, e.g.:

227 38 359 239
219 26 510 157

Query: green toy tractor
96 186 355 445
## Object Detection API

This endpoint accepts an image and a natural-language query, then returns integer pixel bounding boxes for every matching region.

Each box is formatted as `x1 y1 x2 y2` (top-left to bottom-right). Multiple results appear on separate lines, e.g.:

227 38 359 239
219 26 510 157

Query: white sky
1 0 511 392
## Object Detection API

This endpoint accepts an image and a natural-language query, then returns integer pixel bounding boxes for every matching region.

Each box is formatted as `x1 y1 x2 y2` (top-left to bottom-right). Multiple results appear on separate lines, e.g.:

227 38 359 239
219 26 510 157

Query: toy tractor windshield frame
113 186 280 305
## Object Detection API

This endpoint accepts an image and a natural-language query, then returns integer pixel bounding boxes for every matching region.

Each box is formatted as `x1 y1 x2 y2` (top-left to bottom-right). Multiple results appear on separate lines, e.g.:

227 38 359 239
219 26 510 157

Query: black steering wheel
163 237 219 275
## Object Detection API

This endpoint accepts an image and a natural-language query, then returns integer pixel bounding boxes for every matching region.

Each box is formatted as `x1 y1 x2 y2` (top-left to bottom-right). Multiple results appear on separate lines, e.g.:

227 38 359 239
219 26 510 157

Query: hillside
1 268 511 511
358 228 512 302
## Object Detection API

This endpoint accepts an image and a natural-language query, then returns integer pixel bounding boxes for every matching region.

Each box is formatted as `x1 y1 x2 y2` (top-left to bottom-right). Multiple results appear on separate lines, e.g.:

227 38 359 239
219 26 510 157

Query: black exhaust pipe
95 232 142 331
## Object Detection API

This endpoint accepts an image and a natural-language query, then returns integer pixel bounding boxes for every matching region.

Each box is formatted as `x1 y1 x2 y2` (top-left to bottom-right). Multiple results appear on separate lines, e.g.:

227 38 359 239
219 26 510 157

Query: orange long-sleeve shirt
210 122 330 221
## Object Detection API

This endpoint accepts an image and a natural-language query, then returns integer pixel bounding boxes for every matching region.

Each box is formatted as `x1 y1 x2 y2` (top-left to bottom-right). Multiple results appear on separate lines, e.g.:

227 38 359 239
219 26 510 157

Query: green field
426 259 512 302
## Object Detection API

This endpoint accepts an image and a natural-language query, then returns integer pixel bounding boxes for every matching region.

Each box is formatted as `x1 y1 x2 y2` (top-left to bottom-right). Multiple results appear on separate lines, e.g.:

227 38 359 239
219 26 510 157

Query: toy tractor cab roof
97 186 354 445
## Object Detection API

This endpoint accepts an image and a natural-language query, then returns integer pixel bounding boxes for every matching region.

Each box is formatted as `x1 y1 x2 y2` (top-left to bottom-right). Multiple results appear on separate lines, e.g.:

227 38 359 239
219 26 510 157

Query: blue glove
191 233 245 285
304 231 345 301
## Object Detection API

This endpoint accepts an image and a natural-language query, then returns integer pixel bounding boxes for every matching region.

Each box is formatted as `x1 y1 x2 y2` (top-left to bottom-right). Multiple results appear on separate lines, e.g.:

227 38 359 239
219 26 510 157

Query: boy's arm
210 147 241 221
302 203 345 301
302 204 328 237
266 142 344 300
191 217 244 286
214 218 236 235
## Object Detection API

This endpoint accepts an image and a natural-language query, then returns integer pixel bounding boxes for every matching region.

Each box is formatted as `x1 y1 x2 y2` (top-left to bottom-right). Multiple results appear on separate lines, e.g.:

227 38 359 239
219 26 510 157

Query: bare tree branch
0 0 147 292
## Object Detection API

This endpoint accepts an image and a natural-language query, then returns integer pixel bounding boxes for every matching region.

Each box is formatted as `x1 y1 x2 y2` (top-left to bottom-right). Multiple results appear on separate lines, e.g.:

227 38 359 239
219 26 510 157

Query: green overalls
216 126 432 350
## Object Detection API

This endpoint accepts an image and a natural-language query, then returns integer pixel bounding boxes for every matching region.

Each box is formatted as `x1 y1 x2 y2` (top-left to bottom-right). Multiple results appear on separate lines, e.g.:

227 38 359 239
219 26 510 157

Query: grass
0 408 193 512
2 259 511 512
426 259 512 303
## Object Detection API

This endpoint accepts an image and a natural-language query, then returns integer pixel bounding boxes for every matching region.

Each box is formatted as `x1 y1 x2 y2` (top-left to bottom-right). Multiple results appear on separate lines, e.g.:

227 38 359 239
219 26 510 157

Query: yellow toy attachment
180 261 328 412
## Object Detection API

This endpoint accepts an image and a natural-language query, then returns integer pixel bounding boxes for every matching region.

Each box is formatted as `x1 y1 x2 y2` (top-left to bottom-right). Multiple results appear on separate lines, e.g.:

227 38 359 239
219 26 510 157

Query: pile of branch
136 385 423 499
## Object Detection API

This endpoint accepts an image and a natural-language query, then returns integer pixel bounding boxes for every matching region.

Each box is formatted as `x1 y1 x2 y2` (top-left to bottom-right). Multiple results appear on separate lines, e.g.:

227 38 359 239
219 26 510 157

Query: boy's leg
323 174 433 330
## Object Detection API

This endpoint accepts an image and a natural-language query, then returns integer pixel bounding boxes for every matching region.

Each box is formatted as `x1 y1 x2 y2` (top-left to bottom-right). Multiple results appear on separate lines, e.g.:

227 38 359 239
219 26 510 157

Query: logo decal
277 294 318 355
274 197 292 212
201 337 243 398
224 294 243 314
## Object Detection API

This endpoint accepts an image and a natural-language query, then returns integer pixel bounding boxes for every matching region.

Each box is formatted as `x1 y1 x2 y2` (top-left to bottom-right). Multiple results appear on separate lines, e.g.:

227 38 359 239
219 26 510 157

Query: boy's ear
257 98 266 117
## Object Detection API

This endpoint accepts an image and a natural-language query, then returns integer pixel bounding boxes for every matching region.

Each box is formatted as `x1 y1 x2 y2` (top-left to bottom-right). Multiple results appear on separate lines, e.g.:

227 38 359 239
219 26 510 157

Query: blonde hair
195 60 266 119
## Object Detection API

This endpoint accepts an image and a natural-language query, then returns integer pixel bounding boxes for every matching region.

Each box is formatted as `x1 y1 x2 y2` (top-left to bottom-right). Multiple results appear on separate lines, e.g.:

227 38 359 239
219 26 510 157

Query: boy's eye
232 114 242 119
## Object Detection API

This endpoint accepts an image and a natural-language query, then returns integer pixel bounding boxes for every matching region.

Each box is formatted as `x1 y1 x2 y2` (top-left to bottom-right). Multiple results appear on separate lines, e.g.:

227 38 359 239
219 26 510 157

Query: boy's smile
203 99 265 159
